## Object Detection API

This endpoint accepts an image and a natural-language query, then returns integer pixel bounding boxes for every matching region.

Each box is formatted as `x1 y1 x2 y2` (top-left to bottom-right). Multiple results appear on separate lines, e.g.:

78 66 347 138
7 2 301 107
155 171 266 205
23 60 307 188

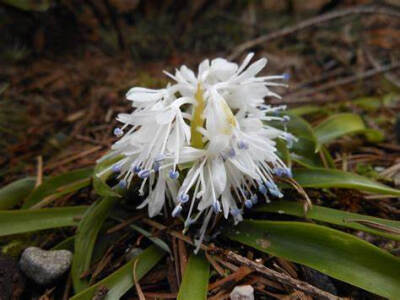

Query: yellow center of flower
190 84 206 149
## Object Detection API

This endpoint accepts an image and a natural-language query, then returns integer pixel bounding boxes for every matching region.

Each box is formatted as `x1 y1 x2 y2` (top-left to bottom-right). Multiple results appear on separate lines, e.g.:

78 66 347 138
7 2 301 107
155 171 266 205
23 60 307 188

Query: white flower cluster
100 53 294 245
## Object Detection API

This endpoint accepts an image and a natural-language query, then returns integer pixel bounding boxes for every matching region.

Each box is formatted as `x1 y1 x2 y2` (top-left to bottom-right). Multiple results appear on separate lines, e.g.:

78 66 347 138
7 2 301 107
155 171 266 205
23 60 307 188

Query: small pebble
19 247 72 285
230 285 254 300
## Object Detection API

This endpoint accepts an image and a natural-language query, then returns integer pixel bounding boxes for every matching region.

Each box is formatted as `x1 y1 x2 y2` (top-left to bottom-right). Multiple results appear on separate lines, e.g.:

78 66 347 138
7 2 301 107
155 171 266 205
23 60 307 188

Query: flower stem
190 84 205 149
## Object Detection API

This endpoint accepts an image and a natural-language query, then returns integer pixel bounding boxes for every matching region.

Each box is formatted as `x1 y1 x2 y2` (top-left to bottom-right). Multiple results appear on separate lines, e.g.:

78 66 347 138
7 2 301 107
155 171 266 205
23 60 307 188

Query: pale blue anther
251 194 258 204
178 193 189 203
282 115 290 123
286 134 294 148
270 187 283 198
118 179 127 188
265 181 275 190
231 208 241 217
185 218 195 227
171 205 182 218
237 141 249 150
153 161 160 172
112 164 121 173
138 169 150 179
169 170 179 180
258 184 267 195
113 127 124 137
244 199 253 209
273 168 285 177
274 167 292 178
228 148 236 158
283 73 290 81
133 165 141 173
212 201 221 213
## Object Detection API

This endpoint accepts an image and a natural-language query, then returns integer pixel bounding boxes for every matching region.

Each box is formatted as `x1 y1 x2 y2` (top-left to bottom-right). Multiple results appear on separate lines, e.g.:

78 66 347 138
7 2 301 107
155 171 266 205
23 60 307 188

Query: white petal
234 58 267 82
211 158 226 195
148 176 166 217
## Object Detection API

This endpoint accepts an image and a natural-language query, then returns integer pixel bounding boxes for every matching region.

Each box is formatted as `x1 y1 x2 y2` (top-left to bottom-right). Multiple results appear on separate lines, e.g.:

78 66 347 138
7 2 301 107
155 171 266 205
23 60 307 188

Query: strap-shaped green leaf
314 113 384 151
71 195 120 292
293 168 400 196
0 206 87 237
70 245 165 300
0 177 36 209
256 201 400 241
225 220 400 298
23 168 93 208
178 252 210 300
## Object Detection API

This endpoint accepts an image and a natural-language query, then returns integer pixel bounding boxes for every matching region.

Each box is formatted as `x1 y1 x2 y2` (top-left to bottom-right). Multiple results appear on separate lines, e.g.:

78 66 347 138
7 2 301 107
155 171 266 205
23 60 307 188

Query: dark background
0 0 399 180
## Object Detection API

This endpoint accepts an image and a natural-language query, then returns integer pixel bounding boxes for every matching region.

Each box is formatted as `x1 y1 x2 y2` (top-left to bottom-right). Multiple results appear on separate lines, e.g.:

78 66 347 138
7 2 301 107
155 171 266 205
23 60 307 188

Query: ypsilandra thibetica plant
97 53 295 250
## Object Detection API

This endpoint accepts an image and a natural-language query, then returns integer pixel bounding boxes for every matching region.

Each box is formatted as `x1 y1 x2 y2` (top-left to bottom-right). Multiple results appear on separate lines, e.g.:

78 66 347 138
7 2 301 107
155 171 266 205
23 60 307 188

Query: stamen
138 169 150 178
244 199 253 209
258 184 267 195
153 161 160 172
282 73 290 81
169 170 179 180
172 205 182 218
155 153 165 162
113 127 124 137
231 208 241 217
273 167 292 178
178 193 189 203
212 201 221 213
118 179 127 188
133 165 141 173
237 140 249 150
251 194 258 204
112 164 121 173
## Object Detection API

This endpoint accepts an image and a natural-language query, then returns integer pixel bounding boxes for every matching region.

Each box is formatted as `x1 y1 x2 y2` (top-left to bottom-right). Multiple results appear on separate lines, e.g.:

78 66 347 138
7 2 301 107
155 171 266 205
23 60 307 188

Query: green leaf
288 105 326 116
177 252 210 300
273 113 325 169
314 113 384 150
0 177 36 209
71 195 120 292
0 206 87 237
290 138 324 169
70 245 165 300
256 201 400 241
225 220 400 298
293 168 400 196
23 168 93 208
93 175 121 198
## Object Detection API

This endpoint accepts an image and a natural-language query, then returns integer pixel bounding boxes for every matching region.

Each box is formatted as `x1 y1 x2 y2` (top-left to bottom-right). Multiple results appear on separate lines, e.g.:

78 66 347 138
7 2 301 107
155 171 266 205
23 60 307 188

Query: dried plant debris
0 1 400 299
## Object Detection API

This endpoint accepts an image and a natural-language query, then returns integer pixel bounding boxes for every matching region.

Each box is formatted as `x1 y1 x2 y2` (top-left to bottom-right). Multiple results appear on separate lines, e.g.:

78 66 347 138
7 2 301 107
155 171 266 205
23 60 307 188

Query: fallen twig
214 250 342 300
280 62 400 104
142 219 341 300
229 4 400 60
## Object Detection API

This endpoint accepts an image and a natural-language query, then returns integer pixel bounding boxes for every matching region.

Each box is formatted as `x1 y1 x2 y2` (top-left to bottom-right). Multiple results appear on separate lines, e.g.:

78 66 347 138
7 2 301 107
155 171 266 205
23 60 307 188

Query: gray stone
230 285 254 300
19 247 72 285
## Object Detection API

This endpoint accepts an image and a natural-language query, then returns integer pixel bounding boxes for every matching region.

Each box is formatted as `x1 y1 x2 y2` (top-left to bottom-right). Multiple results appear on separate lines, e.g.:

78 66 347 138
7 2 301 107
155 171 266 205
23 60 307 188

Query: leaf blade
71 195 120 292
293 168 400 196
23 168 93 208
0 206 87 237
225 220 400 298
256 201 400 241
0 177 36 209
314 113 384 150
177 252 210 300
70 245 165 300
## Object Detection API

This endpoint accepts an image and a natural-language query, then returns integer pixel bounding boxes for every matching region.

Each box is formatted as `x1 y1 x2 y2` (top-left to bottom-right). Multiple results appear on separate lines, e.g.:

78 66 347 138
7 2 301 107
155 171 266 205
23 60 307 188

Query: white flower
99 53 295 249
